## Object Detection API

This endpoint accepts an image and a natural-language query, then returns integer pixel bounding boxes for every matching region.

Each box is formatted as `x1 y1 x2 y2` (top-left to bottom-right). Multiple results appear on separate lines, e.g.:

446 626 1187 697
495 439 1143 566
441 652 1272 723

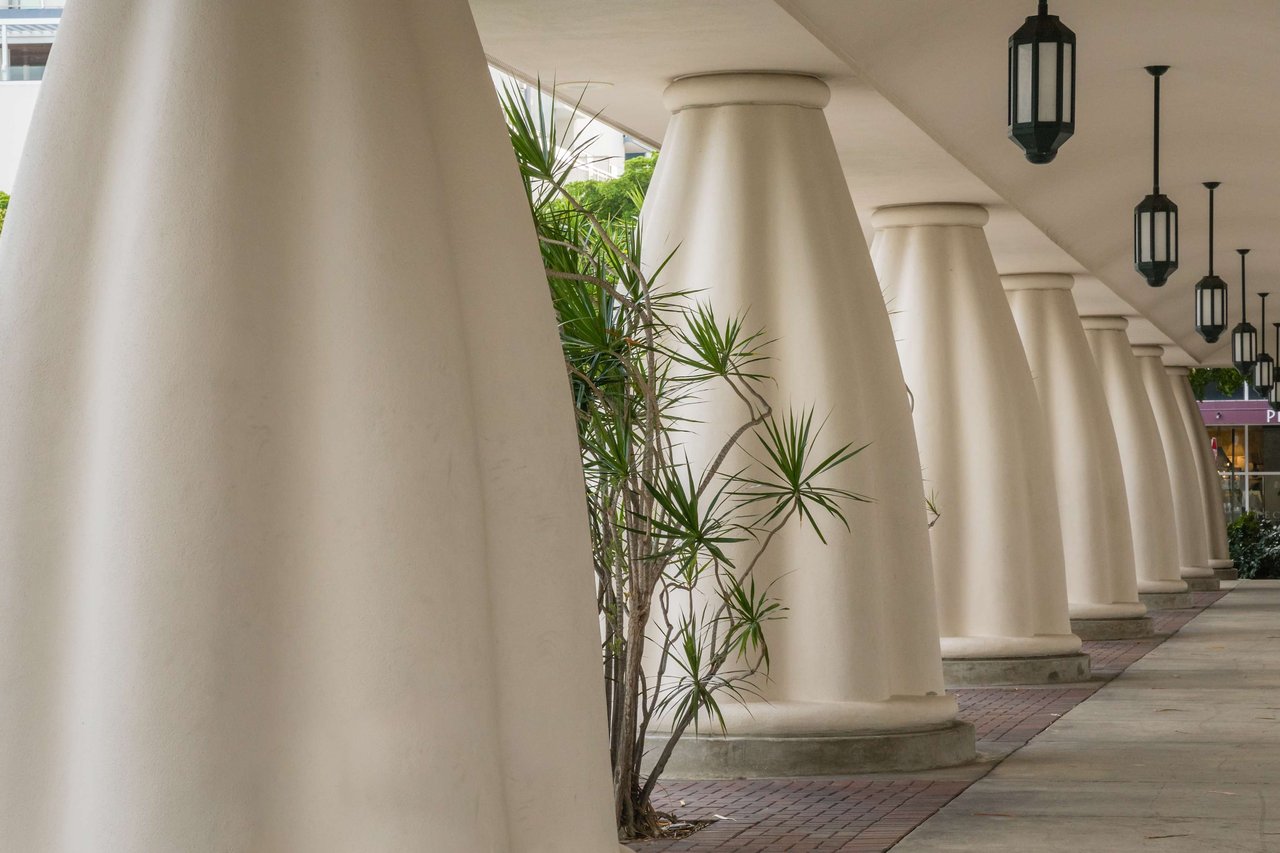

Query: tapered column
0 3 621 851
1133 347 1220 592
1082 320 1191 608
871 205 1085 686
1003 275 1150 640
639 73 973 776
1168 368 1236 580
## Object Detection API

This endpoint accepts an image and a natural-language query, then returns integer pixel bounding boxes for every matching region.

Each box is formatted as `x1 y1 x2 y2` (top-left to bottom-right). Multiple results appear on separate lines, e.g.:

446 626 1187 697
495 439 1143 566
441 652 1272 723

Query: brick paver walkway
631 589 1229 853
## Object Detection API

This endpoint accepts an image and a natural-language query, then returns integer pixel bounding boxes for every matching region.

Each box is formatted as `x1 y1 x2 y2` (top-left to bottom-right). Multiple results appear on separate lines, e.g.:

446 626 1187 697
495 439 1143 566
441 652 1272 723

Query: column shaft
638 73 971 772
1004 275 1147 636
0 2 619 850
1168 369 1235 577
1133 347 1216 588
871 205 1083 680
1082 320 1189 605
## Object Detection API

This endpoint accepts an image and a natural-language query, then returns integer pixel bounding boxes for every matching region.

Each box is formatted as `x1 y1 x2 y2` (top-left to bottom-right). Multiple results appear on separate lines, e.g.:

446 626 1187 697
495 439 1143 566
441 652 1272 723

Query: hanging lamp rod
1240 248 1252 323
1146 66 1169 193
1204 182 1219 276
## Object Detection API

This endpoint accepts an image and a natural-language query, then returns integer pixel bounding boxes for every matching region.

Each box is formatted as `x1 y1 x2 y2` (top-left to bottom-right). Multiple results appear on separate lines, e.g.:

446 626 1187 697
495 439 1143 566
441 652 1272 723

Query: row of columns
1005 275 1148 637
640 72 1231 776
0 7 1236 846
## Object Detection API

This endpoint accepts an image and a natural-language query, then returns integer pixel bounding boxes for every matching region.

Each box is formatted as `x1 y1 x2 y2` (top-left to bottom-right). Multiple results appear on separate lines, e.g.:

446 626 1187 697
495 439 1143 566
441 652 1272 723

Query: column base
942 652 1091 687
1069 615 1154 641
645 720 976 779
1139 590 1193 610
1185 576 1221 592
1214 566 1240 581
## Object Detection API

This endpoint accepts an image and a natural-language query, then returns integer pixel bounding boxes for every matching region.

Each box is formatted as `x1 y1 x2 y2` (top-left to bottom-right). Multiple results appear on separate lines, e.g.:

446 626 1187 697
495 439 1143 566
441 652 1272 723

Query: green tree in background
1189 367 1245 400
563 153 657 223
0 191 8 235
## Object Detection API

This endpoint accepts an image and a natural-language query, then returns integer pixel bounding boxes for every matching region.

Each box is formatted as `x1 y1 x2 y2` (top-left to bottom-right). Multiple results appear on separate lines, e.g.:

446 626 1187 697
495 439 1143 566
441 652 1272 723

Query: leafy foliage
0 191 8 236
1228 511 1280 579
500 81 865 840
1189 367 1245 401
564 154 657 223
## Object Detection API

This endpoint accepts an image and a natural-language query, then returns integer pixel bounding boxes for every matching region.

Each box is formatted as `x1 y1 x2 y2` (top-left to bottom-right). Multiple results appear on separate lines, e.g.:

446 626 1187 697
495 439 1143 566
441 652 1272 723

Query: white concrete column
1133 347 1218 590
871 205 1084 685
1082 320 1190 607
639 73 972 773
1003 275 1148 639
1168 368 1235 578
0 3 621 851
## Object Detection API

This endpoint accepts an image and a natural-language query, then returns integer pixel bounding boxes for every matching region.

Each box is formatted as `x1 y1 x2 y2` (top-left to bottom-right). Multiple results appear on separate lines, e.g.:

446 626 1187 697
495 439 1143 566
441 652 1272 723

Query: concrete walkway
894 580 1280 852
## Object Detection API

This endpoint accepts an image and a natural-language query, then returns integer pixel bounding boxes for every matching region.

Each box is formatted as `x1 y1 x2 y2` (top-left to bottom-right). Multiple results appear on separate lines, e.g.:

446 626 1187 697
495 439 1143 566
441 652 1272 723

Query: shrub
1228 511 1280 578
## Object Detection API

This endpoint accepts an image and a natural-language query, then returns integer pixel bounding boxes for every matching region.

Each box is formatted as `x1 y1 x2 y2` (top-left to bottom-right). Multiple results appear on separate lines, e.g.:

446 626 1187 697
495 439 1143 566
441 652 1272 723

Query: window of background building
9 43 50 69
3 42 53 81
1207 426 1244 518
1207 424 1280 520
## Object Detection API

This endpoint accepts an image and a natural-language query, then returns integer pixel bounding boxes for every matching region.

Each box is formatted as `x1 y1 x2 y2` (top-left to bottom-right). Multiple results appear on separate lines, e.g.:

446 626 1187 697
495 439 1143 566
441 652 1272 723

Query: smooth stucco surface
1134 347 1215 581
1083 319 1189 597
872 205 1077 661
1004 274 1144 622
1169 368 1234 571
0 2 620 850
640 73 959 739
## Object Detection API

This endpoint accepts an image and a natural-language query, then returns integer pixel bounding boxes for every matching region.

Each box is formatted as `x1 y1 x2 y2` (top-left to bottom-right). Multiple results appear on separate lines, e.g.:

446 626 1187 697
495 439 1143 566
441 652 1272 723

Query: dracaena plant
500 80 867 841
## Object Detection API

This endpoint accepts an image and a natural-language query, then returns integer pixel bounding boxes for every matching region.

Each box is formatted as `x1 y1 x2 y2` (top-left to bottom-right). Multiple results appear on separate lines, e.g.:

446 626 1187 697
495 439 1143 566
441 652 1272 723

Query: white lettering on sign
1269 410 1278 423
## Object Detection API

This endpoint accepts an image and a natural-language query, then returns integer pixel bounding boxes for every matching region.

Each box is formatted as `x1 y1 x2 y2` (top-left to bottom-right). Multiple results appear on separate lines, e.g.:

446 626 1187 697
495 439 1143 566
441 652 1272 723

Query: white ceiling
468 0 1280 365
779 0 1280 366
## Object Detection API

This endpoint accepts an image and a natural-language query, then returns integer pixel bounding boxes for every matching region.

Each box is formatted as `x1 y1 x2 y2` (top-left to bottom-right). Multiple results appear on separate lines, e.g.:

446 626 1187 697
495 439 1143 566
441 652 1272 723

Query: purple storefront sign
1199 399 1276 426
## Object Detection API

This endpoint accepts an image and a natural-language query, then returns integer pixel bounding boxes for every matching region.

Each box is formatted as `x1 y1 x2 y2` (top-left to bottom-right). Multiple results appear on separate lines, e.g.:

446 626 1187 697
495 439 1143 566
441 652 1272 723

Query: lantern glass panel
1038 41 1057 120
1017 44 1033 122
1233 330 1257 366
1256 358 1274 391
1154 212 1168 261
1063 44 1073 121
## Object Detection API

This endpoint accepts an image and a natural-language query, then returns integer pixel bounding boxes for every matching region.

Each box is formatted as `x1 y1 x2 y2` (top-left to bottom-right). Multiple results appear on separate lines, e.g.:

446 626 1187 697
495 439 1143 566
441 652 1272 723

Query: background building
0 1 59 192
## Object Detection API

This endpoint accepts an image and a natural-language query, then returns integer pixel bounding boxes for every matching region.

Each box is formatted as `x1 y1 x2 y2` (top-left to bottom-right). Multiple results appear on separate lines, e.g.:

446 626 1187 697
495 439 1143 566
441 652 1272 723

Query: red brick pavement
636 779 970 853
631 589 1229 853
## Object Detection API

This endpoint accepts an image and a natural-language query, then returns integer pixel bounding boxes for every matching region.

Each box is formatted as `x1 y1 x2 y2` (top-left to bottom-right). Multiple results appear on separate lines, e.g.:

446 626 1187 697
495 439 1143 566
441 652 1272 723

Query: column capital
1131 344 1167 359
871 203 989 229
1165 366 1192 376
1001 273 1075 292
664 72 829 112
1080 315 1129 331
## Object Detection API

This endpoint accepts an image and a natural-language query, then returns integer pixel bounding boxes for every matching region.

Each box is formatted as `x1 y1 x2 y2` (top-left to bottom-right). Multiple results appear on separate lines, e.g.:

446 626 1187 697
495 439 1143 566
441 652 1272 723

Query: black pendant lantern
1134 66 1178 287
1193 182 1228 343
1231 249 1257 375
1254 292 1274 395
1270 324 1280 411
1008 1 1076 164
